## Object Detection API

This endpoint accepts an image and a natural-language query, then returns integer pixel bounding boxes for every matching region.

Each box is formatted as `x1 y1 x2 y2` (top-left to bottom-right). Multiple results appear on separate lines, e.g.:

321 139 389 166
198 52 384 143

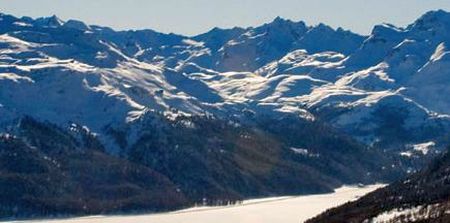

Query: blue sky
1 0 450 36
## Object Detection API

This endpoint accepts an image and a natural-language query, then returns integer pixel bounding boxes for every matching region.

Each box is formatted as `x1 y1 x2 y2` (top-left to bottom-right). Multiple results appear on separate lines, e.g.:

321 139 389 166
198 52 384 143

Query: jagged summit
34 14 64 27
411 9 450 26
269 16 300 26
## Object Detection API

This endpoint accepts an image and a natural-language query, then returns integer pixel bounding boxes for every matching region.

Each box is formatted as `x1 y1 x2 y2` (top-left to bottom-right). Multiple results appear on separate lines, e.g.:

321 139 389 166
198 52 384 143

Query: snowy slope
0 11 450 154
205 17 364 72
0 33 210 125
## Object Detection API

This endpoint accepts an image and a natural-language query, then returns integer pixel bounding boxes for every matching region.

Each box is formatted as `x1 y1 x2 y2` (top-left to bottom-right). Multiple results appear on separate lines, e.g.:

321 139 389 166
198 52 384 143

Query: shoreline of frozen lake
14 184 384 223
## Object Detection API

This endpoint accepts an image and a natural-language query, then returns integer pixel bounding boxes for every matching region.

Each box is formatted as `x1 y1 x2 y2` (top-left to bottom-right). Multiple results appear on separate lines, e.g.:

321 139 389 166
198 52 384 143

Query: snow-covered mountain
1 10 450 218
1 9 450 157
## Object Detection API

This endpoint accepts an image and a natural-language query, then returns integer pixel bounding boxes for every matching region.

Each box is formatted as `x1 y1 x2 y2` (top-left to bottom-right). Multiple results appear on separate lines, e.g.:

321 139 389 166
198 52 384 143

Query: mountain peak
419 9 450 21
63 19 91 31
272 16 288 23
258 16 308 35
35 15 64 27
409 10 450 31
200 26 246 36
0 12 18 21
311 23 334 32
264 16 288 28
370 23 404 37
266 16 306 28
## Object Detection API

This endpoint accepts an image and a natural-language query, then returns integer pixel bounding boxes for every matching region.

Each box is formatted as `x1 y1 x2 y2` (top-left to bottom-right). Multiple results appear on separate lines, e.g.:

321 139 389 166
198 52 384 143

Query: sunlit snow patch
290 147 319 157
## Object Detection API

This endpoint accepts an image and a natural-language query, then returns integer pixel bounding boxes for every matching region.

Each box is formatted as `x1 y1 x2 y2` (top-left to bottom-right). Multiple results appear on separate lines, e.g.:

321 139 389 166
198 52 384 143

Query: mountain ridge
1 9 450 219
1 9 450 154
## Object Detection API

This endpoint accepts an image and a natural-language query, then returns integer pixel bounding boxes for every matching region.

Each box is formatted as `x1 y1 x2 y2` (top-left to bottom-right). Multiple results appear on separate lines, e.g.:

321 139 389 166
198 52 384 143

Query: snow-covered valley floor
14 184 383 223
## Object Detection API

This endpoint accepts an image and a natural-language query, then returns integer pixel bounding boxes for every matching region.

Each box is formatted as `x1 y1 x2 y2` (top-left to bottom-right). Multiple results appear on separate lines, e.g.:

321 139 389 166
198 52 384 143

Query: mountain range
0 10 450 219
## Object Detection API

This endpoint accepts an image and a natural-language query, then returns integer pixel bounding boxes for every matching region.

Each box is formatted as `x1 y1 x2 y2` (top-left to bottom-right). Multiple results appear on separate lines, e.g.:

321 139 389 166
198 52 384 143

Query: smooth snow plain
16 184 383 223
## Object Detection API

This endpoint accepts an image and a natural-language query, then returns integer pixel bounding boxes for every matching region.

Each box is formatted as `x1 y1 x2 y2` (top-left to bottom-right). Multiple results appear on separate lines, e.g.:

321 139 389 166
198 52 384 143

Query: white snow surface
17 185 383 223
412 141 435 155
369 204 441 223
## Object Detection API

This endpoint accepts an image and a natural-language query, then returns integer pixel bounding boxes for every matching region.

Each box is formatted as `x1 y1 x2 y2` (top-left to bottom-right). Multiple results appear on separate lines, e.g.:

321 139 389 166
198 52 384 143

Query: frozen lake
16 184 383 223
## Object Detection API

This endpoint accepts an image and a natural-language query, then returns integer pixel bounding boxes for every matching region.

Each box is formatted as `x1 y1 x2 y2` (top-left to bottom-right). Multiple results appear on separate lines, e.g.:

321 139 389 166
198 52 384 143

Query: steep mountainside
0 115 401 219
0 117 188 219
307 147 450 223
